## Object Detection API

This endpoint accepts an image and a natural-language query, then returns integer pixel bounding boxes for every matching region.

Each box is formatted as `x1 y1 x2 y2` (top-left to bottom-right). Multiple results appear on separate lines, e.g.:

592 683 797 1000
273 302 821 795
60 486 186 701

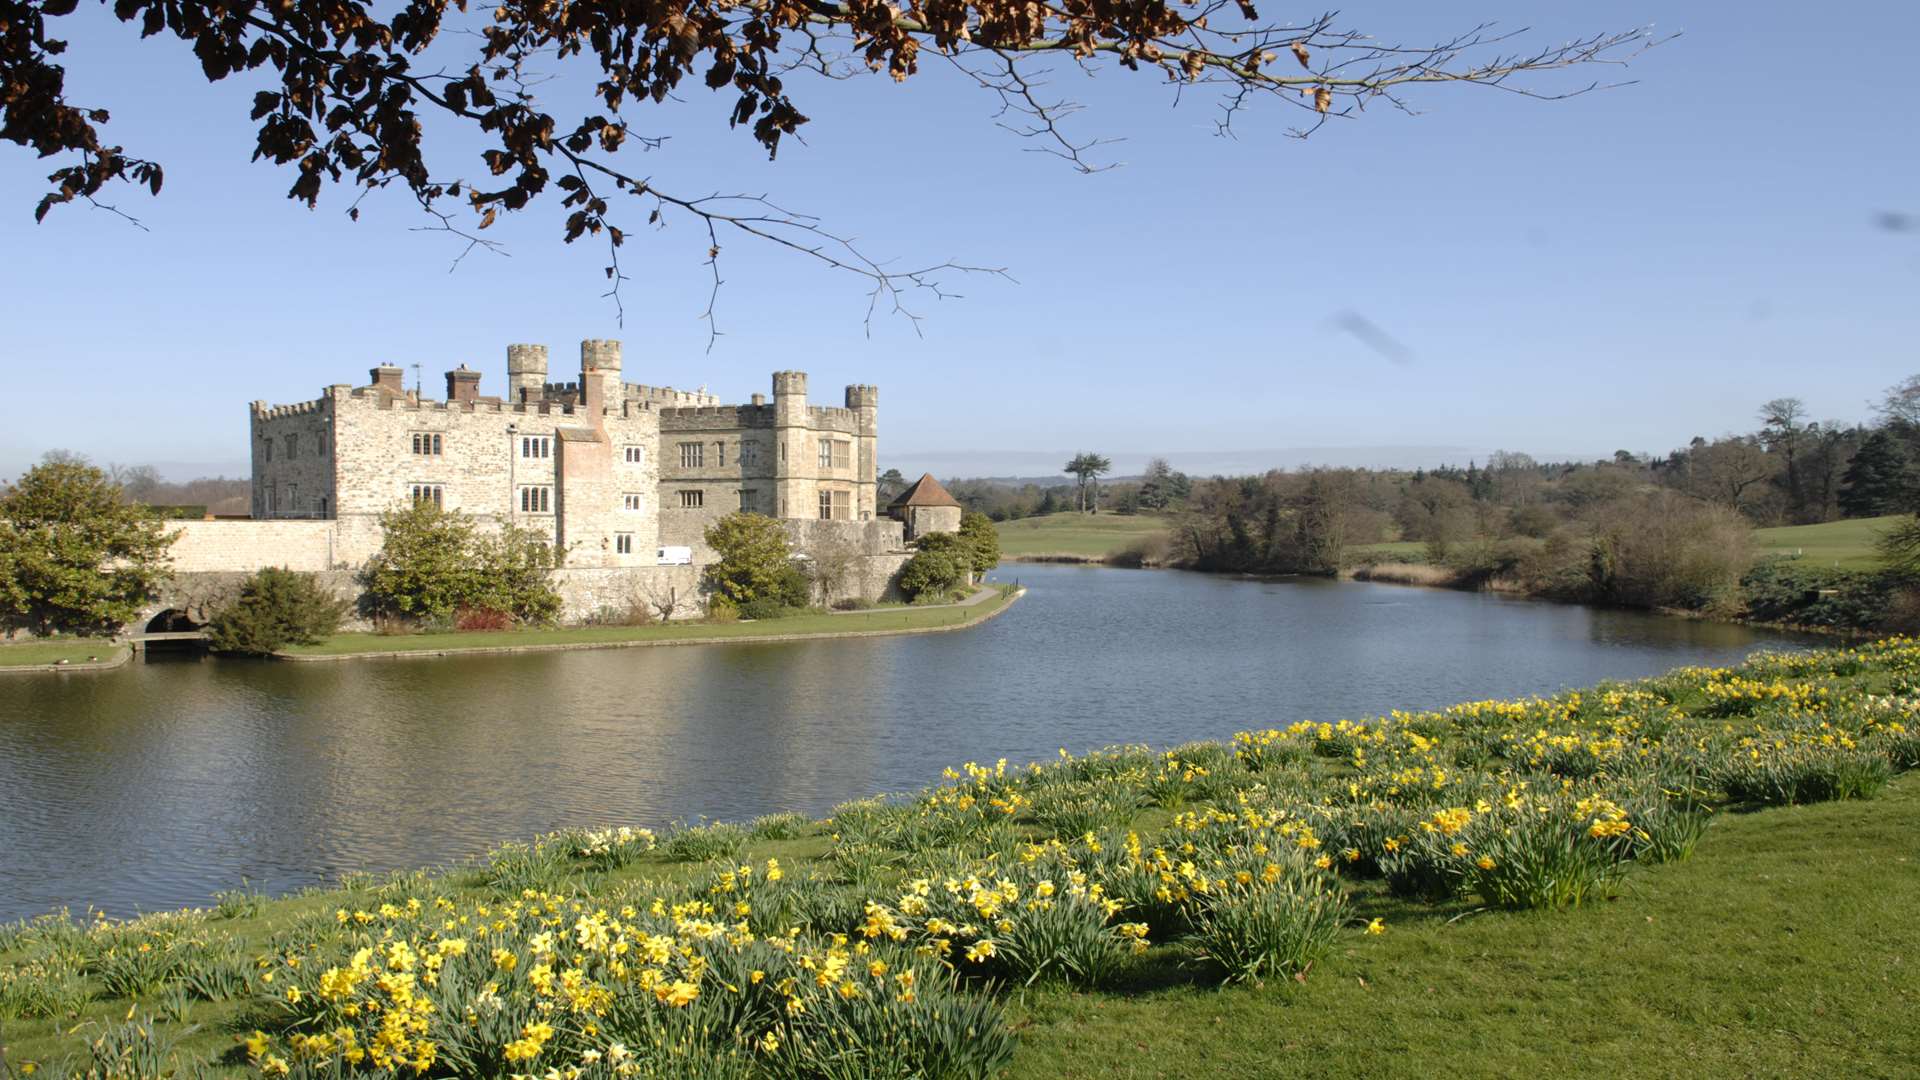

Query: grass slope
1009 780 1919 1079
1351 515 1903 571
995 513 1170 559
283 590 1012 656
1753 515 1900 569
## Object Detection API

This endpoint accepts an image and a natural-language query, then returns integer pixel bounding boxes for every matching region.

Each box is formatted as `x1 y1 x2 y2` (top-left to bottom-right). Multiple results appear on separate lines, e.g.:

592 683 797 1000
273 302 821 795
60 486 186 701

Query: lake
0 566 1818 922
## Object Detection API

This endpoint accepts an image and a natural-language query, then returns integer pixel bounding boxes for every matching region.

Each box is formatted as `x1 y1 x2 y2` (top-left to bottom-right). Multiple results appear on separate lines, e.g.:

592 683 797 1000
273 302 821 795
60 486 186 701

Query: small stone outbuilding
889 473 964 541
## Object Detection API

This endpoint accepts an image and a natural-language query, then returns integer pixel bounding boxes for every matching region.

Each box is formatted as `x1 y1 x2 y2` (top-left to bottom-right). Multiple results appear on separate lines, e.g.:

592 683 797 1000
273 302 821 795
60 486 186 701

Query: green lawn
995 512 1171 558
282 589 1013 656
1007 780 1919 1079
1351 515 1902 571
0 638 123 667
1753 514 1899 569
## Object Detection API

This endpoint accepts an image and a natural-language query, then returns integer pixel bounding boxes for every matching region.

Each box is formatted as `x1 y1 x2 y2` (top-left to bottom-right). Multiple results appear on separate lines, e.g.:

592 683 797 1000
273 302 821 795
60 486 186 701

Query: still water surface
0 566 1818 921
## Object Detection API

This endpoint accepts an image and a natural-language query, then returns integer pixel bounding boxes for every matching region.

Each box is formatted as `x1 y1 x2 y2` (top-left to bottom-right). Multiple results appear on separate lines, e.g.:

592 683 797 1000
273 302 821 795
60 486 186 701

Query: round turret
845 384 879 410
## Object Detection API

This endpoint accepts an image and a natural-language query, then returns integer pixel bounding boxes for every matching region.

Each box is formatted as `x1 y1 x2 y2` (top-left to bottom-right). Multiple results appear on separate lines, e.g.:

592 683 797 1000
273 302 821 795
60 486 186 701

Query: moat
0 565 1821 923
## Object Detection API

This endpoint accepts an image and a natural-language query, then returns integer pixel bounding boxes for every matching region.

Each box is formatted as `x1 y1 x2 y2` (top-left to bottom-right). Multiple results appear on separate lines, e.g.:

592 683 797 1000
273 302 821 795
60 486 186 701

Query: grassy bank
1351 515 1903 571
281 588 1015 658
1752 514 1900 568
3 639 1917 1078
994 513 1170 561
0 639 123 668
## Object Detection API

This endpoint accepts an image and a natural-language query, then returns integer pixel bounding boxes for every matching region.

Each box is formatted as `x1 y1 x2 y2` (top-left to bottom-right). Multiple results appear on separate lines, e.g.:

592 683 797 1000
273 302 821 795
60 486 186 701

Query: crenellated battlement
659 404 777 429
626 383 720 407
806 405 860 432
252 398 327 420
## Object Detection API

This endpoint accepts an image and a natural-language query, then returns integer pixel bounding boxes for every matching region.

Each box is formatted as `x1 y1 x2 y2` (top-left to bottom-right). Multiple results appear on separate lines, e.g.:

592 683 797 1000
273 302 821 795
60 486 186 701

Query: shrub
1586 494 1753 612
739 592 803 621
1739 559 1902 631
453 606 514 632
899 541 969 602
204 566 348 655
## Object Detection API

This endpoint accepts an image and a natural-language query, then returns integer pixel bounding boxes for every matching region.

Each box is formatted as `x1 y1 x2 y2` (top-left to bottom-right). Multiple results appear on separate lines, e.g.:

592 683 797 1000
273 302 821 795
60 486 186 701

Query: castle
246 340 882 567
145 339 934 625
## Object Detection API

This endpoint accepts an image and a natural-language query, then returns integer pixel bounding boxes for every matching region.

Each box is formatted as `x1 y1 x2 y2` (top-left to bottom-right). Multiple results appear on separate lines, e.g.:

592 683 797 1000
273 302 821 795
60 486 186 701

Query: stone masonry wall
251 400 335 518
168 520 343 572
326 388 661 566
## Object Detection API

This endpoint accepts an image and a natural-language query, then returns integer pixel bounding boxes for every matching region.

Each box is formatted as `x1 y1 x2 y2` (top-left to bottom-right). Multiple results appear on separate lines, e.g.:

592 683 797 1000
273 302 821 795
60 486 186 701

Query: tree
957 510 1000 575
0 459 172 636
358 503 562 623
359 502 486 621
1680 436 1775 515
1842 430 1917 518
877 469 908 505
1137 457 1190 511
205 567 348 655
473 522 566 625
898 534 970 601
803 529 865 605
7 4 1654 326
1759 397 1813 521
1877 375 1920 427
703 512 807 610
1064 452 1112 513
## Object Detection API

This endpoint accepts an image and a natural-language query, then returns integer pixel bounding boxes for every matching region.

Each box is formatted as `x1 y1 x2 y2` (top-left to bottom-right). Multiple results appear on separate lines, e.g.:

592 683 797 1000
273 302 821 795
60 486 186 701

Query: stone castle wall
251 400 335 519
159 517 908 622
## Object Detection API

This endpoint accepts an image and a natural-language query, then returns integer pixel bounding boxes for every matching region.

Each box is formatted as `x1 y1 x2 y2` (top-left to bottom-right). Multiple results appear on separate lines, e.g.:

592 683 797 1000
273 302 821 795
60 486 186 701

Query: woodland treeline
947 380 1920 628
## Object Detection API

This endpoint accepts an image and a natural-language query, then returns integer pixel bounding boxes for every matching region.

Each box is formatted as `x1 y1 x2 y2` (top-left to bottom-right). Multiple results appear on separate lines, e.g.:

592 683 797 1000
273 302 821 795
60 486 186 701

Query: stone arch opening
144 609 202 634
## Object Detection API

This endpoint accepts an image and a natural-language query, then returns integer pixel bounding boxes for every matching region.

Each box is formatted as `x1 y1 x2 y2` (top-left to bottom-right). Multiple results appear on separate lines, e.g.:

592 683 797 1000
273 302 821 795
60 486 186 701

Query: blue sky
2 2 1916 481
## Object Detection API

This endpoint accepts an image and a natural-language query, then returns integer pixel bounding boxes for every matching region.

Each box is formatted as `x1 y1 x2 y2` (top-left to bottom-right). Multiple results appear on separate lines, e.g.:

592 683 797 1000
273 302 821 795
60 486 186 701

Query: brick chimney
370 365 405 392
446 365 481 404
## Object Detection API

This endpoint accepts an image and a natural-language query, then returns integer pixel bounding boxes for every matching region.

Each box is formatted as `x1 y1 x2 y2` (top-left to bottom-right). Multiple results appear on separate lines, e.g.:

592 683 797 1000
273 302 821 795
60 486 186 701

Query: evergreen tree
1840 430 1915 517
206 567 349 655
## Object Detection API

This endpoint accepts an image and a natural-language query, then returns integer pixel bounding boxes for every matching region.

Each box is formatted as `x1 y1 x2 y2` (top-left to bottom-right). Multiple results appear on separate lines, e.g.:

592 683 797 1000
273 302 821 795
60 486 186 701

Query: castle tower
846 385 878 519
506 344 548 403
772 370 810 519
580 339 622 421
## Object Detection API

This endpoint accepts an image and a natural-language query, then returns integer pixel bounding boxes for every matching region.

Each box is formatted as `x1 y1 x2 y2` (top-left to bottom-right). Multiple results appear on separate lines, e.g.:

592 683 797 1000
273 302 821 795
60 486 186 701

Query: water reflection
0 566 1817 920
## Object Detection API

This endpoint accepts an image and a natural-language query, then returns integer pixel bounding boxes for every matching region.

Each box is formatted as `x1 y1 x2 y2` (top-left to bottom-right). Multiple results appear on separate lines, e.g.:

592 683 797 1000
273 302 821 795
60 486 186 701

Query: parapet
251 397 327 420
772 370 808 398
660 404 777 429
507 343 549 374
625 383 721 408
581 339 623 371
845 384 879 410
805 404 859 432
